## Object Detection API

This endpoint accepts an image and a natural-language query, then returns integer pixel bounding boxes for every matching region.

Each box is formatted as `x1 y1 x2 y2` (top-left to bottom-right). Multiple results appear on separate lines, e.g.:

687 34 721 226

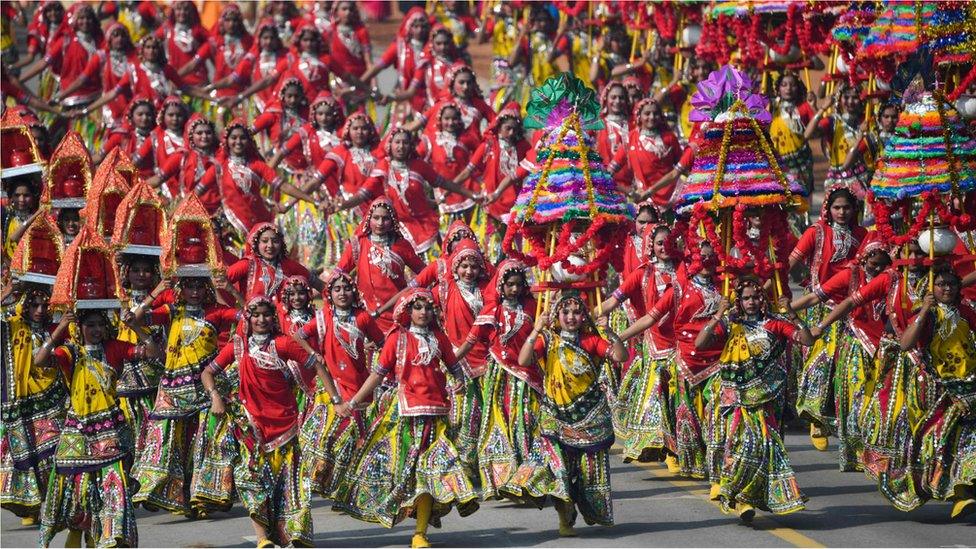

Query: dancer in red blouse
417 101 474 218
213 20 293 115
360 7 430 117
149 113 220 214
97 95 155 167
596 82 631 164
155 1 209 89
225 222 323 301
251 76 308 172
332 197 427 334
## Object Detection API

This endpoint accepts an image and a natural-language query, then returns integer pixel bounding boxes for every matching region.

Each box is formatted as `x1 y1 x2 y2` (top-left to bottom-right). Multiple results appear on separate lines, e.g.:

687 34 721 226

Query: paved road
4 429 973 548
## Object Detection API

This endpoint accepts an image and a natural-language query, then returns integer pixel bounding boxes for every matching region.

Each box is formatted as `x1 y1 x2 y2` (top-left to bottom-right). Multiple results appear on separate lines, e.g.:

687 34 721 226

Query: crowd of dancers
1 1 975 548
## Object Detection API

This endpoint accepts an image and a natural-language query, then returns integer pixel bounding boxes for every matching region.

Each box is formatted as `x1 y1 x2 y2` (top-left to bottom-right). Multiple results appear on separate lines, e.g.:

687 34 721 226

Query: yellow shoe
810 424 829 451
950 498 976 520
665 455 680 474
737 503 755 523
558 523 578 537
256 538 274 548
411 533 431 548
65 529 83 548
20 516 36 526
709 483 722 501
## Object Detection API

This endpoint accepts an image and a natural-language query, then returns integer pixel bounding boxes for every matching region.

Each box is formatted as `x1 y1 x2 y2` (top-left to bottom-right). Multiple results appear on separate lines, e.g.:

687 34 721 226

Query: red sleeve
617 268 643 302
43 37 63 68
360 175 384 199
226 259 249 284
851 271 891 307
195 40 214 61
101 132 123 155
163 64 186 90
411 262 438 288
374 334 398 376
476 98 496 124
209 341 236 372
817 116 832 132
148 304 172 326
677 145 694 172
134 134 154 164
379 41 396 68
581 333 612 359
436 331 460 367
233 56 253 82
299 316 318 342
81 54 101 80
790 226 817 263
466 321 493 343
336 243 355 273
817 267 853 303
467 141 489 173
399 241 427 274
199 164 217 189
158 153 183 181
283 132 302 155
798 102 815 124
212 306 240 326
647 287 675 323
360 312 385 343
532 334 546 357
414 160 442 185
765 319 799 342
316 156 338 180
251 112 276 135
274 335 311 365
554 34 571 55
51 345 73 378
664 83 687 111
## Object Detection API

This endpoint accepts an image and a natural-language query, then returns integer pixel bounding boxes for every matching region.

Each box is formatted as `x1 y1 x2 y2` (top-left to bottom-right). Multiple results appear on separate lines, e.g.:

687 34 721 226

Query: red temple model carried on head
49 224 124 310
42 131 93 209
112 178 167 256
9 207 64 285
0 108 46 180
160 193 224 278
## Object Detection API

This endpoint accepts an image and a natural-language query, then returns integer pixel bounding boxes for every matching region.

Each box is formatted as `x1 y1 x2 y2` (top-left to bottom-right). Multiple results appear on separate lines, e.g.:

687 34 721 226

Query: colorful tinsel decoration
831 1 877 45
926 0 973 66
503 73 633 276
870 83 976 201
673 65 807 214
858 1 935 61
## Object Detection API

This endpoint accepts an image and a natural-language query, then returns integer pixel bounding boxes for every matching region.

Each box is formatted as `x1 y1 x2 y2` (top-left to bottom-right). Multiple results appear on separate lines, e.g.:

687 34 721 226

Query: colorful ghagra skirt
796 305 839 433
613 348 676 463
0 378 67 518
235 437 311 547
859 339 934 511
912 378 976 505
299 389 363 500
333 400 479 528
190 363 243 513
478 359 571 504
833 327 875 472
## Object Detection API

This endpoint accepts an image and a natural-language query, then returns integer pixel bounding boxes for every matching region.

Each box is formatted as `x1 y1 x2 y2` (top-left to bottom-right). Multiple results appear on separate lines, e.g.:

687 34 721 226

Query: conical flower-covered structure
859 1 934 61
831 2 877 45
113 179 167 256
50 225 123 310
503 73 633 275
10 207 63 285
926 1 973 66
674 65 807 214
870 85 976 200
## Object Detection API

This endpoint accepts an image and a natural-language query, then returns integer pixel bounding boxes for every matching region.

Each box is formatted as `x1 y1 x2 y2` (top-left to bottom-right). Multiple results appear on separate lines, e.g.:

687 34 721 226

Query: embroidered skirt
39 459 137 547
298 390 362 500
477 360 571 504
796 305 839 432
834 329 875 471
613 351 676 463
333 402 479 528
235 437 311 547
132 414 199 514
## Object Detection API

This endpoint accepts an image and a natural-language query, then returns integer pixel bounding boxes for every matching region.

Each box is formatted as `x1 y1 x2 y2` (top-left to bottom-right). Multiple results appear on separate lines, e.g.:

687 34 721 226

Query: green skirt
450 376 483 483
834 328 875 471
132 415 198 514
674 372 720 480
859 338 934 510
39 459 137 547
613 351 676 463
477 360 571 504
718 404 806 514
299 390 362 500
235 437 311 547
796 305 839 432
914 384 976 505
333 402 479 528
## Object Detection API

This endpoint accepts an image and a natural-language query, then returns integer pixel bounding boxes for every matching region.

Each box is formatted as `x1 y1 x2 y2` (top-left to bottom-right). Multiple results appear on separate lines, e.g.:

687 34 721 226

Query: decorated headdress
1 108 46 179
125 94 157 126
854 231 890 264
80 165 131 241
157 95 188 128
221 118 261 161
279 275 311 311
167 0 201 27
449 240 487 279
599 81 630 117
444 219 477 253
242 294 281 337
491 258 530 299
550 289 596 334
487 101 523 137
356 196 403 239
430 100 462 131
391 287 439 329
291 20 324 50
340 112 379 149
67 2 100 40
247 222 288 260
673 65 806 214
10 207 63 285
640 222 671 266
183 113 216 147
310 91 345 129
271 75 308 112
160 194 224 278
323 270 363 309
50 225 123 310
42 131 92 208
112 178 166 256
251 18 283 55
104 22 134 55
397 7 430 40
503 72 633 281
632 97 665 131
444 62 482 100
383 127 417 160
138 34 166 64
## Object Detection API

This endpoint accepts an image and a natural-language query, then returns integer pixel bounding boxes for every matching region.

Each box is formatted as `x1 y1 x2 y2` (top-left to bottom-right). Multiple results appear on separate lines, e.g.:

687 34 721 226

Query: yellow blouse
4 311 60 398
929 305 976 380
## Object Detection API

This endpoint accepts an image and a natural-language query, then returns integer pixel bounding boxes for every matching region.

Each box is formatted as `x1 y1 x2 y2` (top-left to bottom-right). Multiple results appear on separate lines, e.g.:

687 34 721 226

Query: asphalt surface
3 430 973 548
